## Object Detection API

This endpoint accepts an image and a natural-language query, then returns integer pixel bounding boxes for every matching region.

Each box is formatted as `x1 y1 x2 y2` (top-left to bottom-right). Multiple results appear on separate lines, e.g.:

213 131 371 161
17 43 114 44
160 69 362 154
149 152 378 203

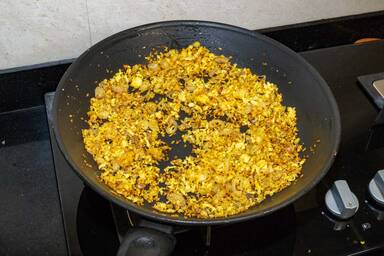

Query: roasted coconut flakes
82 42 305 218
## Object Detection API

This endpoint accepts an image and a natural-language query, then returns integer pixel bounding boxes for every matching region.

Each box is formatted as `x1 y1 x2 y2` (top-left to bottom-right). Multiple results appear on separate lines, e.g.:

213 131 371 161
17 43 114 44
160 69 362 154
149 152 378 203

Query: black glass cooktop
45 40 384 256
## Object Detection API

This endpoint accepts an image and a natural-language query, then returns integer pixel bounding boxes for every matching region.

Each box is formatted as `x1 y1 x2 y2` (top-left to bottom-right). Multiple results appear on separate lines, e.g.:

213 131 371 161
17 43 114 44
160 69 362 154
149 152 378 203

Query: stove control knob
325 180 359 219
368 170 384 206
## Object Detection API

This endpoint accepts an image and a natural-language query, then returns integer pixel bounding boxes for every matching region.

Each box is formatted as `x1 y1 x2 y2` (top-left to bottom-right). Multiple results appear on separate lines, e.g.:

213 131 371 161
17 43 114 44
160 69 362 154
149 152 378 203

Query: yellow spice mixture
82 42 305 218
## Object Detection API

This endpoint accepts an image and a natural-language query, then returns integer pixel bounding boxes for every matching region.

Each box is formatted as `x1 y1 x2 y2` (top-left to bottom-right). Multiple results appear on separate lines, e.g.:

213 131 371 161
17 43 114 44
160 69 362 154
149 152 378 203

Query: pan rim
52 20 341 225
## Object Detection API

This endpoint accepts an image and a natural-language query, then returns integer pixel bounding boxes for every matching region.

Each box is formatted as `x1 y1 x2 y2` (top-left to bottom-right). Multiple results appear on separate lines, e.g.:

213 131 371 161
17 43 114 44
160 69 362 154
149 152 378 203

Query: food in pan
82 42 305 218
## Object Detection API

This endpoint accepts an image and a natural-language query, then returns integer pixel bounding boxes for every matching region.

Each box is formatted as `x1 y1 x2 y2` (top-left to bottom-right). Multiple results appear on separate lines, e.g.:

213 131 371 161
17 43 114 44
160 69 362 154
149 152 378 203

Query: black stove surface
45 41 384 256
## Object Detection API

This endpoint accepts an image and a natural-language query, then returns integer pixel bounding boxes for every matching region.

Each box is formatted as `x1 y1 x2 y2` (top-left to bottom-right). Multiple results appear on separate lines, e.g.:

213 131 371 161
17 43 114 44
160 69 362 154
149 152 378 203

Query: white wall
1 0 383 70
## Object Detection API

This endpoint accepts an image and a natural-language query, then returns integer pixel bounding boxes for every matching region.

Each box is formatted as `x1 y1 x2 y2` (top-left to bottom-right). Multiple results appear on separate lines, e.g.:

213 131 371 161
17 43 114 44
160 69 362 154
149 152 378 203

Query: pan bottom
77 186 296 256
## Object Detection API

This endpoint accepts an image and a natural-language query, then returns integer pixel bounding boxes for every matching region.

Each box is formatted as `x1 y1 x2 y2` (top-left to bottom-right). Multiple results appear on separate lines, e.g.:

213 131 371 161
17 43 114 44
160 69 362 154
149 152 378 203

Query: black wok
53 21 340 255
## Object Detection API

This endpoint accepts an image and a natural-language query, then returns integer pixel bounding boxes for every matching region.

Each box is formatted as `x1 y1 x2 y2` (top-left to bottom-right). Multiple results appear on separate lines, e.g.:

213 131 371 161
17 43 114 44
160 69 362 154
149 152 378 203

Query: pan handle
116 227 176 256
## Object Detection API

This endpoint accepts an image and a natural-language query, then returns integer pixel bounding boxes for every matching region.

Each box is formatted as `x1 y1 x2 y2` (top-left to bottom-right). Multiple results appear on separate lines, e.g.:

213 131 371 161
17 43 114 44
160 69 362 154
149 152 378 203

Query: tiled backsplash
1 0 384 70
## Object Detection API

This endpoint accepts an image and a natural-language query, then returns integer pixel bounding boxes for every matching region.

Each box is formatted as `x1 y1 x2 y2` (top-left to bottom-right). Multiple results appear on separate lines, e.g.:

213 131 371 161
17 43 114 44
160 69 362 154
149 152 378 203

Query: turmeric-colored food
82 42 305 218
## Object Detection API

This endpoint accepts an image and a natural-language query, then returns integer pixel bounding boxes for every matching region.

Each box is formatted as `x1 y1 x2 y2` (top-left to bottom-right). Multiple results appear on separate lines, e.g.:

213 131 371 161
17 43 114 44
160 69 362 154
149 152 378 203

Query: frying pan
53 21 340 255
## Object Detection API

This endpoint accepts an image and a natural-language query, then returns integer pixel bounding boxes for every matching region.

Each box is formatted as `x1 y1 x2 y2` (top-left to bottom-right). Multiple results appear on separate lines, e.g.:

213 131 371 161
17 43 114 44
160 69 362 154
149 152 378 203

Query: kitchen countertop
0 12 383 256
0 106 67 256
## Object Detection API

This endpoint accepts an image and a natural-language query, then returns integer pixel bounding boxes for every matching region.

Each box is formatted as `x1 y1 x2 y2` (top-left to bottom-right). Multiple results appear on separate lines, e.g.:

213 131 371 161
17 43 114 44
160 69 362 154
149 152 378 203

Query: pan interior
53 21 340 225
